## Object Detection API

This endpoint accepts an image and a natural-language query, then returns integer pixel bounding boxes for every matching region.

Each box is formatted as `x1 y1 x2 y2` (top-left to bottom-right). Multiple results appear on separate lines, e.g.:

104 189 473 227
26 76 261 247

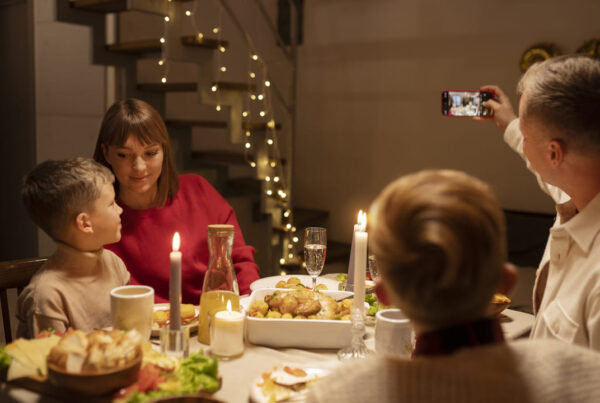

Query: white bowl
245 288 355 349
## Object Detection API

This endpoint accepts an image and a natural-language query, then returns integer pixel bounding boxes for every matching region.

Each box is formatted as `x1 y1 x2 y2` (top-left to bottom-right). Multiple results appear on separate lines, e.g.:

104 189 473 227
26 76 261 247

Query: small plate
151 303 199 338
249 275 338 292
249 362 337 403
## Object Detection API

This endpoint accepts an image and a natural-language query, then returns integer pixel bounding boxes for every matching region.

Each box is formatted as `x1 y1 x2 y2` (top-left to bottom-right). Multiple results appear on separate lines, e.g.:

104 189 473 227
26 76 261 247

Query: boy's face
88 182 123 245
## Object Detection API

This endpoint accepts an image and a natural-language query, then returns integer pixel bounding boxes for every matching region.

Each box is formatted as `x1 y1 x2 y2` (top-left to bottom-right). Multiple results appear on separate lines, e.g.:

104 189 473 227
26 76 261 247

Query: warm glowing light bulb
250 94 256 100
280 258 285 264
250 162 257 167
245 131 251 137
258 94 264 100
265 80 271 87
252 54 258 61
293 236 299 243
160 37 165 43
242 111 248 117
164 16 170 22
273 176 280 182
288 244 293 249
286 223 292 230
283 209 291 218
185 10 192 16
211 85 217 92
158 59 165 66
219 46 226 52
245 142 251 149
270 161 277 168
267 139 274 145
267 190 273 196
216 105 221 111
291 227 296 232
161 77 167 83
249 72 256 78
265 176 271 182
197 33 204 40
267 120 276 129
280 192 287 198
260 111 266 117
220 66 227 72
213 27 219 34
280 270 287 275
288 253 294 259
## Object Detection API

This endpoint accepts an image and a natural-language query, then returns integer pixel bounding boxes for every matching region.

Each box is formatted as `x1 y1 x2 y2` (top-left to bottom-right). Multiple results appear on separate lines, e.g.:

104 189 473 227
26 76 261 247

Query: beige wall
294 0 600 241
33 0 108 256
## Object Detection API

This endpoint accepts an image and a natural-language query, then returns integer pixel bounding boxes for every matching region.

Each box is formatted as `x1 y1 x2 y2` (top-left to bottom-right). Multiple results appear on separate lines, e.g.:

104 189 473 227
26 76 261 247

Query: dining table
0 304 533 403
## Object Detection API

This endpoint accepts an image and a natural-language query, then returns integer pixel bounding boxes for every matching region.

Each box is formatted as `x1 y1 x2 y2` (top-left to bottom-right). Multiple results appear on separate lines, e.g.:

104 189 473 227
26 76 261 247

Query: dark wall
0 0 38 259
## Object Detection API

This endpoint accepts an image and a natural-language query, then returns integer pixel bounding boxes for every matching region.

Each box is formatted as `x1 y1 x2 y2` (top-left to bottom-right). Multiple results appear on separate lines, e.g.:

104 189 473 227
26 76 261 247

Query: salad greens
0 345 11 369
127 351 219 403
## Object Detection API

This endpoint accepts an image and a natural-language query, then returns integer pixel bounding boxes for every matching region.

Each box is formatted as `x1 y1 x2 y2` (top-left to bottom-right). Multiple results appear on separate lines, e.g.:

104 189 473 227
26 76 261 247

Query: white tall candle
211 301 245 357
347 211 364 290
353 213 368 315
170 232 182 331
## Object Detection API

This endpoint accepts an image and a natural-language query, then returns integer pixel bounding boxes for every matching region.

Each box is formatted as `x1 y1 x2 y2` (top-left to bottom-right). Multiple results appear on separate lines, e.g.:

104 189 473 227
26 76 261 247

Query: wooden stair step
137 82 197 92
242 121 282 131
226 177 263 194
214 81 257 92
138 81 255 93
292 207 329 228
71 0 167 15
191 150 251 166
181 35 228 50
166 119 227 129
106 39 161 55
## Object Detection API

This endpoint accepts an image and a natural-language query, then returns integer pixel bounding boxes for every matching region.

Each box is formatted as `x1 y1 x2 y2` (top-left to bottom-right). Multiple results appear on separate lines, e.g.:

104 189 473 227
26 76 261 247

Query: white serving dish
245 288 354 349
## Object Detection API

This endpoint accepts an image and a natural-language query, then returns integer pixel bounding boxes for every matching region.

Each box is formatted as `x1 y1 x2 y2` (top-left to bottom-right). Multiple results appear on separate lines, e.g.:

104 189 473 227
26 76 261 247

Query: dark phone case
441 90 494 117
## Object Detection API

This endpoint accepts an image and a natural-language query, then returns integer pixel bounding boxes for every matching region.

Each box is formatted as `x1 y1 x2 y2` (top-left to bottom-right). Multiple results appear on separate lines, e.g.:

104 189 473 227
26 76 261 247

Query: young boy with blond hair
308 170 600 403
17 158 130 338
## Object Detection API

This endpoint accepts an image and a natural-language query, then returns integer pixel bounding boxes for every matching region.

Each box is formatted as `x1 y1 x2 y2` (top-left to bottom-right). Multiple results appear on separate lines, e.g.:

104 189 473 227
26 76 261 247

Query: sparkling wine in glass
304 227 327 290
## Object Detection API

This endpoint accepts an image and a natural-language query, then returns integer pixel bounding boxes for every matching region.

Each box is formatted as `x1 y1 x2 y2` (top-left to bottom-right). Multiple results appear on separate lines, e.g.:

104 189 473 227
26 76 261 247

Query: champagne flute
304 227 327 290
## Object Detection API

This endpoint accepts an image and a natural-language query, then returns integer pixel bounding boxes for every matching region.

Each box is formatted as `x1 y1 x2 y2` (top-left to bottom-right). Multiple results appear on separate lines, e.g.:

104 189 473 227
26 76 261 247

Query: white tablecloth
1 308 533 402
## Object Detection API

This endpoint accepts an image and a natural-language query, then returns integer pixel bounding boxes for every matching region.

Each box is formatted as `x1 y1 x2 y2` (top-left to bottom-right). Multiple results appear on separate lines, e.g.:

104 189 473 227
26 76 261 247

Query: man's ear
548 139 565 166
374 278 392 307
498 262 518 296
75 212 94 235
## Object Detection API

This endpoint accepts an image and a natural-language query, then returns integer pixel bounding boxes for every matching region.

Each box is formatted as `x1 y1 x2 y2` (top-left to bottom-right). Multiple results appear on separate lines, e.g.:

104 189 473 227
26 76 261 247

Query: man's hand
473 85 517 132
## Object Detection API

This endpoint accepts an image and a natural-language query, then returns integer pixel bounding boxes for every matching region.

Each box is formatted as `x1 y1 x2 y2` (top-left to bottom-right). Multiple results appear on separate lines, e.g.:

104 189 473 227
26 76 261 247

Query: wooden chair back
0 257 46 344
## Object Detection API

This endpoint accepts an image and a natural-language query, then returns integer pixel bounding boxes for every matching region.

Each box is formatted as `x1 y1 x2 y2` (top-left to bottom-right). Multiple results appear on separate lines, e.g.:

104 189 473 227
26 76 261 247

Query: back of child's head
22 157 115 240
369 169 506 329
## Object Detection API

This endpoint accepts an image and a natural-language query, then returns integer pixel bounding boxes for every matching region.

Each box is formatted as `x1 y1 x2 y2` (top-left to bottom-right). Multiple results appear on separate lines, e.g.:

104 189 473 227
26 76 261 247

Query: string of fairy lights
159 0 299 267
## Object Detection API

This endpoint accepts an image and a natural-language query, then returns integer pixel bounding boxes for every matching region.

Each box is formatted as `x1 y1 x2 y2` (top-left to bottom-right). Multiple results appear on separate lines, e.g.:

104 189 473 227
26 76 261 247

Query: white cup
375 308 413 358
110 285 154 340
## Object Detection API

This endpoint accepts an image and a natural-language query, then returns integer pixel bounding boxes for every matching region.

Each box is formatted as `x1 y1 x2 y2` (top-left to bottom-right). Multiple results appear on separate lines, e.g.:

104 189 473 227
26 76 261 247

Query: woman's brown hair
93 98 179 208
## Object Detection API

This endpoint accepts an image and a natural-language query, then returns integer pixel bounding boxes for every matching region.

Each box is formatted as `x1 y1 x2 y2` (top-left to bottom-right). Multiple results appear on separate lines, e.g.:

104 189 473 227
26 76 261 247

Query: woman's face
103 134 164 208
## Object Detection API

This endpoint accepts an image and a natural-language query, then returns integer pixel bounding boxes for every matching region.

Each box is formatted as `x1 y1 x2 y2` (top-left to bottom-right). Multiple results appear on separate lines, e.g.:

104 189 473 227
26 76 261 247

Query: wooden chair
0 257 46 344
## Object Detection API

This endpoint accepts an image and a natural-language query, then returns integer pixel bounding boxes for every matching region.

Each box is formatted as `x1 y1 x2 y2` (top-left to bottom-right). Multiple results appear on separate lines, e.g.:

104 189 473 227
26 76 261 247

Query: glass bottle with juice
197 224 240 344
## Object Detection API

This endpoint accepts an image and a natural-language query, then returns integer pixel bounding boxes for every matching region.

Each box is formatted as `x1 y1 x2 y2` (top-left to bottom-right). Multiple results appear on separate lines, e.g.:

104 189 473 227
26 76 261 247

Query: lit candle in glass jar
210 300 245 358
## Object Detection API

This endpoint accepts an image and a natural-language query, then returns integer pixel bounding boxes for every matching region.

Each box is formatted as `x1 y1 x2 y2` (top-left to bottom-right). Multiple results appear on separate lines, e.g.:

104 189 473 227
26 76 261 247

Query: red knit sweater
106 174 259 304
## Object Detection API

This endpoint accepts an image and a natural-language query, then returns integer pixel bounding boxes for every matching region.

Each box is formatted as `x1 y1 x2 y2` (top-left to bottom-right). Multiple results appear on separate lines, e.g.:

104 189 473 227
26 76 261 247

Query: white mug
110 285 154 340
375 308 413 358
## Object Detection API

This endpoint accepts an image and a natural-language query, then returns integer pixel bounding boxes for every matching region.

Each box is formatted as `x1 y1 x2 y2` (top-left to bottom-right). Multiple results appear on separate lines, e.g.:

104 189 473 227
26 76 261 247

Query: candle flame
172 232 180 251
359 211 367 232
356 209 363 224
226 300 232 312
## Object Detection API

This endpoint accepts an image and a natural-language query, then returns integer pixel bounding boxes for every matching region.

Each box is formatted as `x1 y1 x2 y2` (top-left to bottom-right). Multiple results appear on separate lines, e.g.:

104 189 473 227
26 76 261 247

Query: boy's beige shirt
16 242 130 338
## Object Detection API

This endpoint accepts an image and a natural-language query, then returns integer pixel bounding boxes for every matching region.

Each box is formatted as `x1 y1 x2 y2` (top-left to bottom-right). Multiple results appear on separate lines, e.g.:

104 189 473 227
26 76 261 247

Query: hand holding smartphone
441 90 494 117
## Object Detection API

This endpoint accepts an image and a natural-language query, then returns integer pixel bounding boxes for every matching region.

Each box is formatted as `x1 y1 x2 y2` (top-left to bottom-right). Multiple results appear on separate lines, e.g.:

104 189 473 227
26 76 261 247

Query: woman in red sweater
93 99 259 304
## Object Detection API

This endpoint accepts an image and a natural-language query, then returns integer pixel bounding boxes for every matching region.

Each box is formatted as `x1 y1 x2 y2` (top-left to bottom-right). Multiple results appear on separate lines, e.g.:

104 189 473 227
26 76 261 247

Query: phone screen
441 91 493 117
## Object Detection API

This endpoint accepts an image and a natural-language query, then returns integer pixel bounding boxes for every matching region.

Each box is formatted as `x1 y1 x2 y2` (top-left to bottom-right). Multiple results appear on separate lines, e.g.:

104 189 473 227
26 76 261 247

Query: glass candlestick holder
160 325 190 359
337 306 370 360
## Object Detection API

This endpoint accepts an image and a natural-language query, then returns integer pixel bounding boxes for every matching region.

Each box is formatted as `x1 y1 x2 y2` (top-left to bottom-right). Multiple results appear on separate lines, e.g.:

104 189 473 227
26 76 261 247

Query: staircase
56 0 350 276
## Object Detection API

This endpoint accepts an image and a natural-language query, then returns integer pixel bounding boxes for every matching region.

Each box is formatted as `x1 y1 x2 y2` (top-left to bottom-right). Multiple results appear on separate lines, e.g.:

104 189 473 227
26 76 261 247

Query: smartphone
441 90 494 117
